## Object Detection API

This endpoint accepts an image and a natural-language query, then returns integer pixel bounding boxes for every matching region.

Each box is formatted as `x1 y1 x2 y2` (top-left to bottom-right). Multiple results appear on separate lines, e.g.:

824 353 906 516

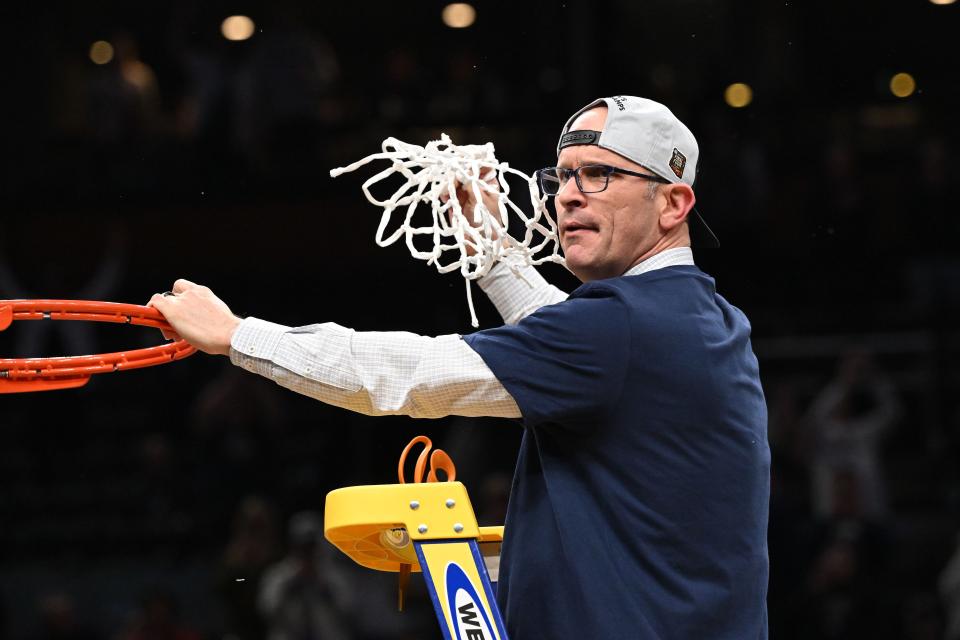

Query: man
258 511 353 640
151 96 770 639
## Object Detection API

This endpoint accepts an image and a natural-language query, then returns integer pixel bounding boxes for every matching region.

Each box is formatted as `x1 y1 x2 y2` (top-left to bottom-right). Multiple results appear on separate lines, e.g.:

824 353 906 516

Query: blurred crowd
4 343 960 639
2 1 960 639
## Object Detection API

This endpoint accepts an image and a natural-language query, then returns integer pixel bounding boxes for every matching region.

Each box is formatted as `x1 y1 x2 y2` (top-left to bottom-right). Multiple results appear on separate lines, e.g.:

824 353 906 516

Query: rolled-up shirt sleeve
229 317 521 419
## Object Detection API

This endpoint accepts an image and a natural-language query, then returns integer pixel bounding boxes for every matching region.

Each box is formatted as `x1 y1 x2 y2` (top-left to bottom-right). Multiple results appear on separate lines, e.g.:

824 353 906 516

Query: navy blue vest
464 266 769 640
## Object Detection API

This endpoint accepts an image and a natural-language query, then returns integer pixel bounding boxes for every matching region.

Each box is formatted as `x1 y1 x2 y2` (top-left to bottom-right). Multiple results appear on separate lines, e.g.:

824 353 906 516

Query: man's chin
564 253 598 282
566 255 625 282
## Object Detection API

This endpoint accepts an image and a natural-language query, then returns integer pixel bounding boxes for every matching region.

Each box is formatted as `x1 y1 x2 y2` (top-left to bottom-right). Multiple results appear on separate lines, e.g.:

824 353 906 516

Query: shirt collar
622 247 695 277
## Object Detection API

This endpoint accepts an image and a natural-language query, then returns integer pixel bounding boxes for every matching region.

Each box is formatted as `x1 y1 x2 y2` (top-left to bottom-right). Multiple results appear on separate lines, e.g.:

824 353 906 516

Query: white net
330 134 564 327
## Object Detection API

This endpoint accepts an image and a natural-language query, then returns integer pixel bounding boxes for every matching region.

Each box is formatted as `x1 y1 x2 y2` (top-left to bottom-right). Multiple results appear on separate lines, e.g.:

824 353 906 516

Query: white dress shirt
229 247 695 419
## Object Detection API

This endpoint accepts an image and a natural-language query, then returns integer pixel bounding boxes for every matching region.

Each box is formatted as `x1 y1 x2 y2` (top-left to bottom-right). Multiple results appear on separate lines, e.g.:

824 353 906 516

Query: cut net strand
330 134 564 327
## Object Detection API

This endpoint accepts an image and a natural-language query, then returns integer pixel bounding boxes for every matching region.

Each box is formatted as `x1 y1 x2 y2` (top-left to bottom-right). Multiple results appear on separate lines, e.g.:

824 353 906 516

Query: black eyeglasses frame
536 164 671 196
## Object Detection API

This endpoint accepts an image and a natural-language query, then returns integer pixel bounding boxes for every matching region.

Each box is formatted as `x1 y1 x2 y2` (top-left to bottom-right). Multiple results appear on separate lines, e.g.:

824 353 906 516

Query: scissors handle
397 435 457 484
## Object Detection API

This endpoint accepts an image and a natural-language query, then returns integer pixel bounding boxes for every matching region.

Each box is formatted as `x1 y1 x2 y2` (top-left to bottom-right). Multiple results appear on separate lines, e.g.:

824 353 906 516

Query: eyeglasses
536 164 671 196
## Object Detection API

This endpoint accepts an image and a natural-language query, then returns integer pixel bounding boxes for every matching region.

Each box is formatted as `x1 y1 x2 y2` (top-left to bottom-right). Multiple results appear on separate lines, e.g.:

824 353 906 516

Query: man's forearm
229 318 521 419
477 262 568 325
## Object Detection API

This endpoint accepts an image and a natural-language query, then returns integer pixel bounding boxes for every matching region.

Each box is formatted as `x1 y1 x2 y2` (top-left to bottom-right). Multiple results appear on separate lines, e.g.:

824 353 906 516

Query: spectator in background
258 511 353 640
139 433 193 540
807 349 901 520
233 17 340 174
88 32 164 145
119 590 201 640
215 496 281 640
29 593 101 640
188 368 287 528
898 591 944 640
940 532 960 640
475 471 511 527
0 223 127 359
376 47 428 125
781 469 893 639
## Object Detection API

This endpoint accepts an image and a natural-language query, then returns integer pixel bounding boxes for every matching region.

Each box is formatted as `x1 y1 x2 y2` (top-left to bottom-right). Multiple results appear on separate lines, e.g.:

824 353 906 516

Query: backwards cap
557 96 719 248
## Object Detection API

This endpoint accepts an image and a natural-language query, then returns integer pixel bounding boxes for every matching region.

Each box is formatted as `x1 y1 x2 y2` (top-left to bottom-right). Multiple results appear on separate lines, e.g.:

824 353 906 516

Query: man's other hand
148 279 241 356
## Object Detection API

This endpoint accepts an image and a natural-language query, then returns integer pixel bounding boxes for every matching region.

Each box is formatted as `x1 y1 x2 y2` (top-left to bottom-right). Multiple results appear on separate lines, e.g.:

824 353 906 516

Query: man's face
555 107 662 282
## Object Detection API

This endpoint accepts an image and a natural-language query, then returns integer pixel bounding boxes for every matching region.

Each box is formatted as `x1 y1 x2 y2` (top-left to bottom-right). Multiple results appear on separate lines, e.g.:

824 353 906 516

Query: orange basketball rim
0 300 196 393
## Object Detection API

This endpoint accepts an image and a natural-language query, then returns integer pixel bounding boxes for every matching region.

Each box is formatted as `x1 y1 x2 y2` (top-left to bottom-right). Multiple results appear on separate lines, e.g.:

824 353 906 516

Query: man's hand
148 279 242 356
442 171 506 257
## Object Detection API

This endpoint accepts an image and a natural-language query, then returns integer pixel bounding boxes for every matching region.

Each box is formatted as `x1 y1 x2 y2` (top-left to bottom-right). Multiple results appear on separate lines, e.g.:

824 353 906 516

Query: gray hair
645 181 660 201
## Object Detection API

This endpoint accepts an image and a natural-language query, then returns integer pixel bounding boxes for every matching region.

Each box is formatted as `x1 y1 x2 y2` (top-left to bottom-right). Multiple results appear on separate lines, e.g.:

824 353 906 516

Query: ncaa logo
446 562 497 640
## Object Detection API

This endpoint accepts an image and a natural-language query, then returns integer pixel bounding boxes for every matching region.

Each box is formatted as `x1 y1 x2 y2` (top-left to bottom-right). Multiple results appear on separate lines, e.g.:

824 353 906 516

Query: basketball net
330 134 564 327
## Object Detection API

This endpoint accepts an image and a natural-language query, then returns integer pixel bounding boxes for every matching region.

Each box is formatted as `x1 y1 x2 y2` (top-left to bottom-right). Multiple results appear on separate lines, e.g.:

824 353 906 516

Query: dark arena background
2 1 959 638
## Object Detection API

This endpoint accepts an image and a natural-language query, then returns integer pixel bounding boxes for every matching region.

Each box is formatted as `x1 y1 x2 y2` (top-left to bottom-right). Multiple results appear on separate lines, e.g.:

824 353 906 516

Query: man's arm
478 261 568 325
149 279 521 419
230 318 520 418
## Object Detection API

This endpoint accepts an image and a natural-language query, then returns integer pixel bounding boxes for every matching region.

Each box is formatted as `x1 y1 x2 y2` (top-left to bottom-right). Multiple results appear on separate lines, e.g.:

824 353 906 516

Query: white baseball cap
557 95 719 248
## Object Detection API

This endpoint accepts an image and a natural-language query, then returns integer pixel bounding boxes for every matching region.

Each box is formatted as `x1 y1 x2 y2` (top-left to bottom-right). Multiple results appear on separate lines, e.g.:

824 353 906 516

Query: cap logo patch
669 148 686 178
559 129 601 150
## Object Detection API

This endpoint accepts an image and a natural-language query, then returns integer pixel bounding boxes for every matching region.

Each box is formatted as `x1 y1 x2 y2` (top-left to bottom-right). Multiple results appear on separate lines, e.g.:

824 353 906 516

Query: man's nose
556 174 584 211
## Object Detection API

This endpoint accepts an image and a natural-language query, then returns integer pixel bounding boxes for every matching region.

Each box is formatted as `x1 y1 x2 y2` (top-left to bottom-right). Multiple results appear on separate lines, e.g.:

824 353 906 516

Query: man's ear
658 184 696 231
